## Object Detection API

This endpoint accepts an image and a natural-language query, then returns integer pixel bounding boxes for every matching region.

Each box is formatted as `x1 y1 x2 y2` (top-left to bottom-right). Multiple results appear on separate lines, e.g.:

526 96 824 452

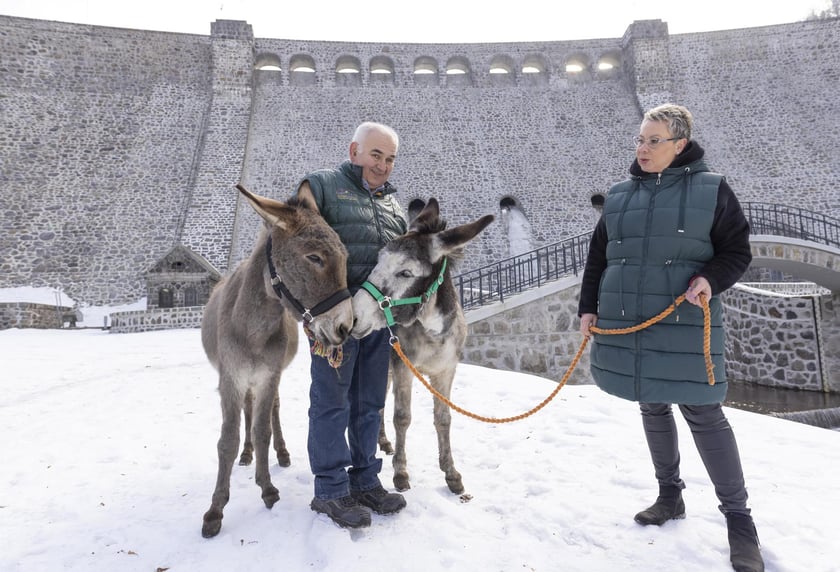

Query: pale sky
0 0 832 43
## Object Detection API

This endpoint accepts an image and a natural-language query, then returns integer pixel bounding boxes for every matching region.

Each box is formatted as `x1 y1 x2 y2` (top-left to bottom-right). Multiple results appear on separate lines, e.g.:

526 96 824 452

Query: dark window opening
159 288 174 308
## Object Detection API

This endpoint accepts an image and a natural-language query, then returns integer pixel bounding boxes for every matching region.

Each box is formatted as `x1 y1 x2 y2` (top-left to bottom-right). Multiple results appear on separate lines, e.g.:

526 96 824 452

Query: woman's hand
579 313 598 338
685 276 711 307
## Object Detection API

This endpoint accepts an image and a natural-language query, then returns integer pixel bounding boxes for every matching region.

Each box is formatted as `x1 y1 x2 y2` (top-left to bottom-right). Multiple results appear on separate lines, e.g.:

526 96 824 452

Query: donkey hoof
276 450 291 468
262 486 280 508
238 454 253 466
202 509 223 538
446 476 464 495
394 475 411 492
380 442 394 455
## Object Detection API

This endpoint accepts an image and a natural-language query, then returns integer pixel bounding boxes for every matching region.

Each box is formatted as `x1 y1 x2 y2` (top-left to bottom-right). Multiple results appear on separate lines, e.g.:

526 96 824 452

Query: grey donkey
200 185 353 538
352 198 493 495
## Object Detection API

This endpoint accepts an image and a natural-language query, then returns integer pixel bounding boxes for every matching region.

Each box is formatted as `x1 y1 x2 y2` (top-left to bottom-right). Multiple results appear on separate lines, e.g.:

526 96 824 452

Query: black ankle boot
634 485 686 525
726 513 764 572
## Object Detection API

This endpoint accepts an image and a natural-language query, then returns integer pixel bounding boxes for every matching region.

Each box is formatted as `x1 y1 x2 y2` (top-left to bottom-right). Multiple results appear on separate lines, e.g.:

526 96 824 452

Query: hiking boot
634 485 686 525
726 512 764 572
351 485 407 515
310 495 371 528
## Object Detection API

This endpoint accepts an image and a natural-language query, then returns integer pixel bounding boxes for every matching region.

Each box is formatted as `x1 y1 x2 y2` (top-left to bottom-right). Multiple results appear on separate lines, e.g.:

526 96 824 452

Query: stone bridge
748 237 840 293
462 207 840 395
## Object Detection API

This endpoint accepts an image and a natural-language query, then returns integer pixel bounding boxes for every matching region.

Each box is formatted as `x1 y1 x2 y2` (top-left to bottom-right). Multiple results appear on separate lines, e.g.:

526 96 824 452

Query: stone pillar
621 19 672 113
180 20 255 273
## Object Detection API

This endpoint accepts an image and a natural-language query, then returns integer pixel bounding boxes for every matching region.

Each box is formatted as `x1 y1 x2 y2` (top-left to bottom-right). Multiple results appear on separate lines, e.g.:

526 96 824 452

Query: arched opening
369 55 395 84
521 53 549 86
590 193 605 209
335 55 361 86
490 54 515 86
255 53 282 71
414 56 439 86
290 54 317 86
445 56 473 86
596 50 621 79
158 288 174 309
499 196 532 257
565 53 590 74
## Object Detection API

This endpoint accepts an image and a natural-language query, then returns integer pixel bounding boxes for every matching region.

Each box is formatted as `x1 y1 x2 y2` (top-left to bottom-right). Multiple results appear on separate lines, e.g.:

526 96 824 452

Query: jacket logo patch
336 188 360 201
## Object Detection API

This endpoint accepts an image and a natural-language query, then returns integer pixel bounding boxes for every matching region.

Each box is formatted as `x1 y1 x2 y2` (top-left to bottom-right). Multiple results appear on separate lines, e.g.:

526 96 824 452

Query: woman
577 104 763 572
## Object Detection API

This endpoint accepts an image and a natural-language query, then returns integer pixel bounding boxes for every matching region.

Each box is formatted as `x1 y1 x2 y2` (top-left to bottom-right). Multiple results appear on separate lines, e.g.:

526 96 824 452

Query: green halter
360 257 448 329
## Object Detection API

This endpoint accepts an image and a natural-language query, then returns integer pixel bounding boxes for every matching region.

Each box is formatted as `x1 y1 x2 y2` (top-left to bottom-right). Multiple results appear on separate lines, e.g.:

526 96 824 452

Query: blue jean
307 327 391 500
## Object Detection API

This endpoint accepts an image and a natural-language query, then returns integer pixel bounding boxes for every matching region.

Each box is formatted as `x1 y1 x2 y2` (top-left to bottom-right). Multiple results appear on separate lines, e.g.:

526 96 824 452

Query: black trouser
640 402 750 515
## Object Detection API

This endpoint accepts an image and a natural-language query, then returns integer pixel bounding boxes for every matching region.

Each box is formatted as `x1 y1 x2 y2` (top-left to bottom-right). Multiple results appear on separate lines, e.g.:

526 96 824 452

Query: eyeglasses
633 136 682 148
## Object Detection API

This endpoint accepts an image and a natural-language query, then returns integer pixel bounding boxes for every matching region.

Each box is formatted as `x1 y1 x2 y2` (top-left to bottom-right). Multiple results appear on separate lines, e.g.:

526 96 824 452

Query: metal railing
455 232 591 310
454 203 840 311
742 202 840 249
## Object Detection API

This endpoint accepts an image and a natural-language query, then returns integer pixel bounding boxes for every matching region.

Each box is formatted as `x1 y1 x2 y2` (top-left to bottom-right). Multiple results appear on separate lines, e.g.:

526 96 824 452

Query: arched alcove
255 52 282 85
521 53 549 87
565 52 592 83
595 50 621 80
489 54 516 87
289 53 317 86
369 55 395 85
499 196 533 257
414 56 439 86
445 56 473 87
255 53 282 71
335 55 361 87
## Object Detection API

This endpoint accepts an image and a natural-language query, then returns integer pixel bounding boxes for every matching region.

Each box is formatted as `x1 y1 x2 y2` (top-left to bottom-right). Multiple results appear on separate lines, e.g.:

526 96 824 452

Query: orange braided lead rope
591 293 715 386
391 293 714 424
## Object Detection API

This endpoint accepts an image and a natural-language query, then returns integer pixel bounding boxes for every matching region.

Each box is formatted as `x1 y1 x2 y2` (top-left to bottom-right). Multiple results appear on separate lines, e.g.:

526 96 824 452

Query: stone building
1 14 838 308
144 244 220 310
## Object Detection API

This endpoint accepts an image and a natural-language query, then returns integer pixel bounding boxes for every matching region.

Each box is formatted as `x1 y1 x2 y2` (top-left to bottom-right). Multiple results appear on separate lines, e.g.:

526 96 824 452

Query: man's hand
579 313 598 338
685 276 711 307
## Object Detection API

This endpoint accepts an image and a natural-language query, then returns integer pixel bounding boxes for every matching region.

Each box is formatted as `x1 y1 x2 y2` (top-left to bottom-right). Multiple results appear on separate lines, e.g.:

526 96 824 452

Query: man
293 122 408 529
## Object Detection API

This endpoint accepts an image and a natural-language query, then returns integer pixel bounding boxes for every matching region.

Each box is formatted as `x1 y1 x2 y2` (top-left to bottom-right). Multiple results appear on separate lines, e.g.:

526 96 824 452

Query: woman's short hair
644 104 693 140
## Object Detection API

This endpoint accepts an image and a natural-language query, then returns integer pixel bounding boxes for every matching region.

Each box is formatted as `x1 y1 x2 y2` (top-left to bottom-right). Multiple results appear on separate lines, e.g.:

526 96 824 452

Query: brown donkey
351 198 493 495
200 185 353 538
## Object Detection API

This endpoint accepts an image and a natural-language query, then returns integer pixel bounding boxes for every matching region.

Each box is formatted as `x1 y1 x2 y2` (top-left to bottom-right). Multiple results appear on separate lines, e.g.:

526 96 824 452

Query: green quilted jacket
296 161 407 292
590 157 727 405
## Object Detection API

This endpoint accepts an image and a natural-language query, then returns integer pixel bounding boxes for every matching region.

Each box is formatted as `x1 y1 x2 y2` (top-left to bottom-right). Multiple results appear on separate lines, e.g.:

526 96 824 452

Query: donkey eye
397 269 414 278
306 254 323 265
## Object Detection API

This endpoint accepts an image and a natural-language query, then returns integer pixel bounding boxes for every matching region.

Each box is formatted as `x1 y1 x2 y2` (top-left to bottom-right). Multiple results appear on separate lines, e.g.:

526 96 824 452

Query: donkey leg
202 378 243 538
432 371 464 494
378 371 394 454
253 382 280 508
270 390 291 467
391 364 413 491
238 389 254 466
378 408 394 455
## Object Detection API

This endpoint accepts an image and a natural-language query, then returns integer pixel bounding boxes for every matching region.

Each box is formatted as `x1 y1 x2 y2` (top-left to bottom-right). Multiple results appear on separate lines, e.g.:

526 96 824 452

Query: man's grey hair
352 121 399 150
644 104 693 140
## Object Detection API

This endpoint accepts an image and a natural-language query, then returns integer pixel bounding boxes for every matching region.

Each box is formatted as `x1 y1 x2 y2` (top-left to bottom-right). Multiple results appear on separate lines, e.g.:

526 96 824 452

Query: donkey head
238 185 353 347
351 197 494 338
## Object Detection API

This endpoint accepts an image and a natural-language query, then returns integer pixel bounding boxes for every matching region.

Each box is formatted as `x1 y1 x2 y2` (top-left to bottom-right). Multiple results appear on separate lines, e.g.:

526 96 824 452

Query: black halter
265 236 351 324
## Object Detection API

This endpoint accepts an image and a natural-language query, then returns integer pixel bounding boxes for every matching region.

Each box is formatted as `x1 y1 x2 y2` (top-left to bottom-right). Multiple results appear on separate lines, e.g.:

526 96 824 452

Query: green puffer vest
590 159 727 405
298 161 407 291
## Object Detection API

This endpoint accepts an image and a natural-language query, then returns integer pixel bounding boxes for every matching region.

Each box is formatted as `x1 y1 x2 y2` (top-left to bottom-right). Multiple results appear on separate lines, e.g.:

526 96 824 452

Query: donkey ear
431 214 495 259
236 184 292 230
407 199 426 224
410 197 441 232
